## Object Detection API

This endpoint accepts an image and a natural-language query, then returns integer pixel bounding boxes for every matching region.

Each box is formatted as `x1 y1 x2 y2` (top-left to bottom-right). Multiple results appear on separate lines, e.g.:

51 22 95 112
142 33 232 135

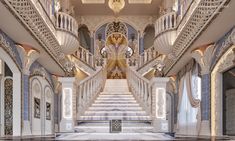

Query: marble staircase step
85 111 147 114
91 103 140 107
95 99 137 102
96 97 135 100
74 125 153 133
100 92 132 95
94 101 137 104
98 95 134 97
83 112 148 116
88 107 143 111
78 115 151 120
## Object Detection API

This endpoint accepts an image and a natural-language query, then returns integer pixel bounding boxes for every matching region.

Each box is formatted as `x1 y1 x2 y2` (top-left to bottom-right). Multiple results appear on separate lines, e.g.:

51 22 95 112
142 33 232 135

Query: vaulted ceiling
70 0 163 16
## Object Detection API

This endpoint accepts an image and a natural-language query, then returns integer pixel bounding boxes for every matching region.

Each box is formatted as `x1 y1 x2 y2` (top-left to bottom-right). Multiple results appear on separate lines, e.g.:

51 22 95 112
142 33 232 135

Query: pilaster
16 45 40 135
150 77 169 132
192 44 214 136
58 77 76 132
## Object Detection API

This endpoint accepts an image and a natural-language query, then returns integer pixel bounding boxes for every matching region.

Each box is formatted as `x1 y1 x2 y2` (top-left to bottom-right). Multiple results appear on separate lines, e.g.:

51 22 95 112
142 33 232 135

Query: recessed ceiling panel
128 0 152 4
81 0 105 4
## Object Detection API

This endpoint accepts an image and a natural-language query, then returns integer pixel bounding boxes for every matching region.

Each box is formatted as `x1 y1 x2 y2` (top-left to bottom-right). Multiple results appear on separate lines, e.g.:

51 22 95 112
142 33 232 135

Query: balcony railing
155 12 177 37
56 12 79 54
56 12 78 37
154 12 177 55
38 0 55 24
76 67 107 117
74 46 96 70
128 46 159 70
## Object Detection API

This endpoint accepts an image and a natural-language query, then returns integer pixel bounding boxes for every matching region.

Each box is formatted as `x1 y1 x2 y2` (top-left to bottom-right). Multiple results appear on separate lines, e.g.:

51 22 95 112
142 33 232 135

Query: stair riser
79 117 151 120
74 127 153 133
84 113 148 116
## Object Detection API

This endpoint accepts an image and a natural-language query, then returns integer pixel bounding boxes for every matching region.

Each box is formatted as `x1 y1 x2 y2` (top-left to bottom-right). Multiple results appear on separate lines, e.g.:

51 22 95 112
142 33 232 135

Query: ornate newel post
151 63 169 132
58 77 76 132
192 44 214 136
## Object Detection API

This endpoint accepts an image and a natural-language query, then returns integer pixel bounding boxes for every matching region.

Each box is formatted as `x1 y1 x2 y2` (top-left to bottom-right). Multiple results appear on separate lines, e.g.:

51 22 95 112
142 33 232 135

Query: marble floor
0 135 233 141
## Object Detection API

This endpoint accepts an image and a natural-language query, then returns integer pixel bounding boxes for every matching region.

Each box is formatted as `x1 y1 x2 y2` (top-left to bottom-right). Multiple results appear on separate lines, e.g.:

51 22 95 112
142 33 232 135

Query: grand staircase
56 79 173 140
75 79 151 133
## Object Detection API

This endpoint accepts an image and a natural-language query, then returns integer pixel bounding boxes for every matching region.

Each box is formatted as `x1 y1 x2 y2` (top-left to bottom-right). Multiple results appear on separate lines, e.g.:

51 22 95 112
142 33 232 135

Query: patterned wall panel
4 78 13 135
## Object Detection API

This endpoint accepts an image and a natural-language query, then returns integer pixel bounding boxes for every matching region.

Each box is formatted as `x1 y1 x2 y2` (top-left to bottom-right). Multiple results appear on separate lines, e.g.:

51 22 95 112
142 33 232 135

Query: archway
30 76 54 135
0 47 21 136
222 67 235 135
211 46 235 136
143 25 155 50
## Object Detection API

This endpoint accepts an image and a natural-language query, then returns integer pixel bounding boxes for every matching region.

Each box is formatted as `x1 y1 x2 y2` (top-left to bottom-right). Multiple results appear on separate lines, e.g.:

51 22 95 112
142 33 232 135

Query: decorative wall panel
46 102 51 120
34 97 40 119
4 78 13 135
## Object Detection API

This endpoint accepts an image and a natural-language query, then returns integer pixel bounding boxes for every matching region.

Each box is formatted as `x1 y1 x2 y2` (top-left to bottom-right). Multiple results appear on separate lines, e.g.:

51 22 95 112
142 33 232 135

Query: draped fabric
177 62 201 135
177 75 185 112
185 69 200 108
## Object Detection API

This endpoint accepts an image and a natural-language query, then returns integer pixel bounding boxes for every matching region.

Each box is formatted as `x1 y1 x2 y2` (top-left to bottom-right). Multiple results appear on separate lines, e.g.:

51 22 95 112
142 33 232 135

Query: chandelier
108 0 125 14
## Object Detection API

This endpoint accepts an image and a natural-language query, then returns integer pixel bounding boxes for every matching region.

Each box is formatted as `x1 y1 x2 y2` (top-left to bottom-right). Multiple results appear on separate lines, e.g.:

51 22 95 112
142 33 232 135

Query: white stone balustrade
129 46 159 70
127 66 170 132
155 12 177 37
154 12 177 55
127 67 152 115
56 12 79 54
76 67 107 117
56 12 78 37
74 46 97 69
38 0 55 23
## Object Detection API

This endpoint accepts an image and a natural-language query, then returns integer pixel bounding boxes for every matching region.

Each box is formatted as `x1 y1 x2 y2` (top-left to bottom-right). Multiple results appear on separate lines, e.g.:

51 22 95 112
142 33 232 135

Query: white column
151 77 169 132
58 77 76 132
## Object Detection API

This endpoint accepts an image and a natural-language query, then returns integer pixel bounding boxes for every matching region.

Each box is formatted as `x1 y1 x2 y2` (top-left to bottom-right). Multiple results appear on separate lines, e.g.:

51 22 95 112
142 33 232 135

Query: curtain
177 62 201 135
177 75 184 112
185 70 200 108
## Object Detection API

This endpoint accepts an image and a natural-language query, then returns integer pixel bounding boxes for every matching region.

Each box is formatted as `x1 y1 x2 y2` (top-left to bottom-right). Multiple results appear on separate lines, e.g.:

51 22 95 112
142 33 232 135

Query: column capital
58 77 76 83
192 44 214 75
150 77 169 87
16 44 40 73
138 30 145 38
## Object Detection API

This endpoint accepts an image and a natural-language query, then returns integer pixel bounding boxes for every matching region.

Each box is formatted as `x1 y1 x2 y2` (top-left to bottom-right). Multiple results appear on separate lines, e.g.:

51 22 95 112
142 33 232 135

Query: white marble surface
56 132 173 140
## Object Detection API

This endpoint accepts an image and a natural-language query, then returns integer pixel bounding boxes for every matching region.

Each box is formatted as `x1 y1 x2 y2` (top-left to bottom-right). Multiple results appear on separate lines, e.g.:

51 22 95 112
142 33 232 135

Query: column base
22 120 31 136
199 120 210 136
60 119 74 132
153 119 168 132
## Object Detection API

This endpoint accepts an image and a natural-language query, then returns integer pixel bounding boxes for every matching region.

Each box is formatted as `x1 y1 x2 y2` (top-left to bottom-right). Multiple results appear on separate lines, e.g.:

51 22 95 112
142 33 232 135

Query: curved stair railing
73 46 97 71
76 66 107 118
127 67 152 116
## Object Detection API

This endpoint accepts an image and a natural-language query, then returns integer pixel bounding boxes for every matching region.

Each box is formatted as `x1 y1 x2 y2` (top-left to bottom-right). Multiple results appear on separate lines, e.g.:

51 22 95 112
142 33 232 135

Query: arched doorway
0 47 21 136
30 76 54 135
211 46 235 136
95 21 138 79
223 67 235 135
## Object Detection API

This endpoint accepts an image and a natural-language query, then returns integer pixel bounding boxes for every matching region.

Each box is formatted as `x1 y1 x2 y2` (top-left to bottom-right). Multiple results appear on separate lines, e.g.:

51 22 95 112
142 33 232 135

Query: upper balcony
56 12 79 55
154 12 177 55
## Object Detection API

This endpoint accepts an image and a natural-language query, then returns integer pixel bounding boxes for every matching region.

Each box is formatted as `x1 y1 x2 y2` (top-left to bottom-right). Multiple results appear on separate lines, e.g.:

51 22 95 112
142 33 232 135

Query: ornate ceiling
70 0 162 16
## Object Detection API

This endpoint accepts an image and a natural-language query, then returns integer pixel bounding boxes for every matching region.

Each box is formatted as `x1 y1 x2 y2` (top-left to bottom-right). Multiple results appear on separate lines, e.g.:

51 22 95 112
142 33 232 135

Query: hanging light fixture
108 0 125 14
